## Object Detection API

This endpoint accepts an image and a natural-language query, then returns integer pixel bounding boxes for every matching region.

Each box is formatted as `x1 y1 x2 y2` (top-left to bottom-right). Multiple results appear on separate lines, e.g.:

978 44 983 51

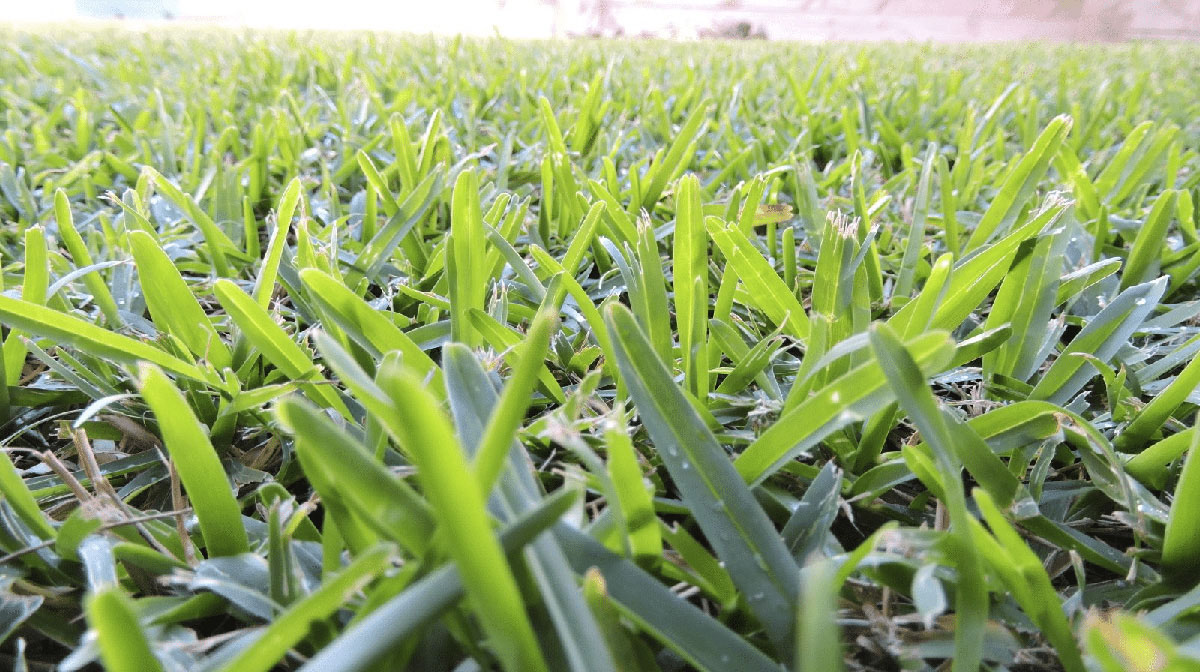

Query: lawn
1 29 1199 671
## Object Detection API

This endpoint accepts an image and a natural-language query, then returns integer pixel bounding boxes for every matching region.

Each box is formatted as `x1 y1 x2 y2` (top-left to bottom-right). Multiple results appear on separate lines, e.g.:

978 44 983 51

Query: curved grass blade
868 323 986 672
129 231 232 370
973 489 1085 672
274 397 434 556
736 330 956 486
298 268 442 394
0 451 56 540
297 488 577 672
1030 277 1167 404
215 544 395 672
213 279 350 418
86 588 163 672
605 302 799 656
1161 418 1200 586
0 296 210 382
376 362 549 672
138 363 248 557
1116 350 1200 452
553 525 781 672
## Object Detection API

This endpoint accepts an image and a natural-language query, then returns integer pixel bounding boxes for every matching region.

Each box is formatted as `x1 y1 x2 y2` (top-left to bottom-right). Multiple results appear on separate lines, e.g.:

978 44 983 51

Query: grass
0 27 1199 671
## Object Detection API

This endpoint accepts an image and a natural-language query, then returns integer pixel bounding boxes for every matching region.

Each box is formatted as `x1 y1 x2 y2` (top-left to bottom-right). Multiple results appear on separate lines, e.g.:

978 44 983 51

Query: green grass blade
965 115 1071 250
895 144 937 299
868 323 986 672
129 231 232 370
86 588 163 672
214 279 350 417
448 168 486 347
138 363 248 557
795 558 843 672
639 100 710 210
0 450 56 540
554 525 782 672
707 218 810 341
674 173 708 401
252 176 301 307
605 302 799 655
53 189 121 325
377 362 549 672
470 309 555 495
1161 418 1200 586
973 489 1086 672
737 330 956 485
442 345 620 672
298 268 442 395
603 410 662 562
274 397 434 556
1120 189 1178 291
298 489 578 672
142 167 236 277
1116 351 1200 452
1030 277 1167 403
0 295 209 382
216 545 395 672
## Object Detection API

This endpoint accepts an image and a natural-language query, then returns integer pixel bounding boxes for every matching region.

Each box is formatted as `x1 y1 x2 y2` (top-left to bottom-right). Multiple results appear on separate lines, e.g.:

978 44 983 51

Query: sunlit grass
0 28 1198 671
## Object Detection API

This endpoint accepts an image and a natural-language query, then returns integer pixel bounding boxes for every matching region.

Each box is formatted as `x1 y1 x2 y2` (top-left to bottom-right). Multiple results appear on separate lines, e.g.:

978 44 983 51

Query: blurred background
2 0 1198 41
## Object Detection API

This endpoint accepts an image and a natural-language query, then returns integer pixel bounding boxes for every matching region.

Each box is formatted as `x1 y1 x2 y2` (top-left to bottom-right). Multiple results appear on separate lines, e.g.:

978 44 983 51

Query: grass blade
377 361 549 672
138 363 248 557
605 302 799 655
86 588 163 672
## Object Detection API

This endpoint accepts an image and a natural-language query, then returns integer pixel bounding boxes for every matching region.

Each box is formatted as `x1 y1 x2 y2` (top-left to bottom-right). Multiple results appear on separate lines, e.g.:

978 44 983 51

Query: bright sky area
0 0 569 37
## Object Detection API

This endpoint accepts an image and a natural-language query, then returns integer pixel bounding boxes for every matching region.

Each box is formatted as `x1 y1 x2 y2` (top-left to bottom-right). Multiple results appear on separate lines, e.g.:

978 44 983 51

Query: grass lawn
0 29 1199 671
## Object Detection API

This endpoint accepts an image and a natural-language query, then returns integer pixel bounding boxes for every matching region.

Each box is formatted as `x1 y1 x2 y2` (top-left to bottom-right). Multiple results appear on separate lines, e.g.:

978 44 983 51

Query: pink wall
587 0 1200 41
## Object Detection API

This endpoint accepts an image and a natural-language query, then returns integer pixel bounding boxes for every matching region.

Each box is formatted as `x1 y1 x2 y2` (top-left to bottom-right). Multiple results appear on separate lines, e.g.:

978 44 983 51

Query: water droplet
751 592 765 601
680 460 691 470
1135 298 1147 306
830 391 841 403
666 447 679 457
